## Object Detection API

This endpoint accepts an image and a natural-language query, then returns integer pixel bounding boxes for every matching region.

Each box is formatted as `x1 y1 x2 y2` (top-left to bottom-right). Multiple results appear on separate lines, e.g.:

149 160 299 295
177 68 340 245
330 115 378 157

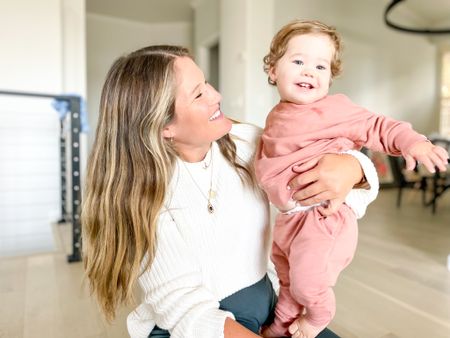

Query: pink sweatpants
268 204 358 336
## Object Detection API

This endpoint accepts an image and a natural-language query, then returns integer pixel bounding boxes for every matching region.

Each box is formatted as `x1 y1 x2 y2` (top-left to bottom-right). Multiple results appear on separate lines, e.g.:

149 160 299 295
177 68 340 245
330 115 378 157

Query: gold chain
181 147 216 214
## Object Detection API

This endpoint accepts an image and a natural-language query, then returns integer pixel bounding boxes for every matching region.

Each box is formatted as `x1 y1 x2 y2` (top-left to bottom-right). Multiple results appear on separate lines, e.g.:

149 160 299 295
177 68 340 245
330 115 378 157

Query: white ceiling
86 0 450 29
86 0 194 23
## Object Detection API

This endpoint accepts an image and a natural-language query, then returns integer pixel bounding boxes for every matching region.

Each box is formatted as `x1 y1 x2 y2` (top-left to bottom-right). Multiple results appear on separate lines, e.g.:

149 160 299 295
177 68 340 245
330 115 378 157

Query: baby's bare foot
288 317 327 338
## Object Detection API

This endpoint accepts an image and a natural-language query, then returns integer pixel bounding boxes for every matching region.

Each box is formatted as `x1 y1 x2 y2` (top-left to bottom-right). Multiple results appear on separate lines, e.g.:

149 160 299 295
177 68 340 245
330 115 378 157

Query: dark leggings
148 275 339 337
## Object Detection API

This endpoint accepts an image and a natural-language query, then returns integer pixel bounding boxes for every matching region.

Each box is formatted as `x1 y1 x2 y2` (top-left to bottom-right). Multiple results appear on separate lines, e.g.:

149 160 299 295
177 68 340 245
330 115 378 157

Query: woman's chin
214 115 233 140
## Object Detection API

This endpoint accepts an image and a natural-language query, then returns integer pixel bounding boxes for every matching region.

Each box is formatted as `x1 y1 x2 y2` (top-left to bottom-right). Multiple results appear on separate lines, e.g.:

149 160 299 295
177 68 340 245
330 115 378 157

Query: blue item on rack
51 95 90 133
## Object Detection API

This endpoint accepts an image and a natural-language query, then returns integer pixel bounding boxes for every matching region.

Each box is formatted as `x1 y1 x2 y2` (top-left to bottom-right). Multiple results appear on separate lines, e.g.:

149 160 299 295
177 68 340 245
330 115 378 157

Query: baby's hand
317 198 345 217
404 141 449 173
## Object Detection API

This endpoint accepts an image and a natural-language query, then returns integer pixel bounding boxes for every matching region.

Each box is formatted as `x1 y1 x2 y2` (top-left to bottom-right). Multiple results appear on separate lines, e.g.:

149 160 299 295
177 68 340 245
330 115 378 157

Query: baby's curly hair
263 20 343 85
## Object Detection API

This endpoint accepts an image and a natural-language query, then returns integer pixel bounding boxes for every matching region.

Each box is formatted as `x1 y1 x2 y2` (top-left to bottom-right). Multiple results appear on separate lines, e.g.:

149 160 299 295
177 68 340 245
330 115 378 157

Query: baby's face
269 33 333 105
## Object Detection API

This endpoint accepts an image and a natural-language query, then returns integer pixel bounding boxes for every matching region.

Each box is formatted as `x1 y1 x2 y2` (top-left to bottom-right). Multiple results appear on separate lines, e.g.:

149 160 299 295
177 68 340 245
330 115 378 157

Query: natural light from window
441 51 450 137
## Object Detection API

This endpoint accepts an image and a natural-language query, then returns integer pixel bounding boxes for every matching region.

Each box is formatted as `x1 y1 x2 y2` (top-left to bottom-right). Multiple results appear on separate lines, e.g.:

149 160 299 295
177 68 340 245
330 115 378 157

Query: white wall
193 0 276 127
86 14 192 146
193 0 220 50
0 0 63 93
192 0 220 84
62 0 87 95
220 0 276 127
0 0 86 256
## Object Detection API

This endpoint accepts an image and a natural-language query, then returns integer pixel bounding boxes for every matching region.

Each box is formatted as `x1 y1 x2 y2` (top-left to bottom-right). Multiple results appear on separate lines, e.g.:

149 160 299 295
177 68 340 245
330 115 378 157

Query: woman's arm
131 213 235 338
287 151 379 217
288 153 364 205
224 318 261 338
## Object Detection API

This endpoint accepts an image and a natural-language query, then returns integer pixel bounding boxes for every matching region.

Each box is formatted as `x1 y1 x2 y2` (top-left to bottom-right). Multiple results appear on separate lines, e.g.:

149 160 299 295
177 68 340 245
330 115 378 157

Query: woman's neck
175 143 212 163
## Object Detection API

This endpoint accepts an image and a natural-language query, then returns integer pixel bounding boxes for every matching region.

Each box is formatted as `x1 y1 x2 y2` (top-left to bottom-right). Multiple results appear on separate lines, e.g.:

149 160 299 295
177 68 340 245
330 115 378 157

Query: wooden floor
330 189 450 338
0 189 449 338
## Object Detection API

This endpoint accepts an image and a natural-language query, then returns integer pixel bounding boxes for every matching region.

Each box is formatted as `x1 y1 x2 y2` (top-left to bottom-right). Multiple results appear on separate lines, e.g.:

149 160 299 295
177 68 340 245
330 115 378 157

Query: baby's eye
316 65 326 70
293 60 303 65
195 92 203 99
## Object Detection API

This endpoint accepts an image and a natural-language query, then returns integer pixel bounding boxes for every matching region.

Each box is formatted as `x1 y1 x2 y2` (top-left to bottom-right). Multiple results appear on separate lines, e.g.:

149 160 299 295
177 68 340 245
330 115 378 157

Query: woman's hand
288 154 363 214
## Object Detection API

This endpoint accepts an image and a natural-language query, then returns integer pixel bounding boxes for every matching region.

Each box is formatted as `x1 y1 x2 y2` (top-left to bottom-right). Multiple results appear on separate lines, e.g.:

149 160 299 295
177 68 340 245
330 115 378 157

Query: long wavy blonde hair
82 45 258 321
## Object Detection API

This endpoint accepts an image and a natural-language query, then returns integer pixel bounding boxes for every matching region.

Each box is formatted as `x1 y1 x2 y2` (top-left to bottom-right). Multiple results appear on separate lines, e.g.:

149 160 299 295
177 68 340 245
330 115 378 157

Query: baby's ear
268 67 277 85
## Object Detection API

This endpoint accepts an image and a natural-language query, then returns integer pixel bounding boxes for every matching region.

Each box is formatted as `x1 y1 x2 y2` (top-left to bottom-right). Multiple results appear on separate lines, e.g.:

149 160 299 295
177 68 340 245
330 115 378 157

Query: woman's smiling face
165 56 232 159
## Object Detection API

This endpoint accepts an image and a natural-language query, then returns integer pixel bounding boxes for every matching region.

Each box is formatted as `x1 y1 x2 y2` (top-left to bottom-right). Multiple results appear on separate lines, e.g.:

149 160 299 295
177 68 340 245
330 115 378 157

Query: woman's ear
162 125 173 139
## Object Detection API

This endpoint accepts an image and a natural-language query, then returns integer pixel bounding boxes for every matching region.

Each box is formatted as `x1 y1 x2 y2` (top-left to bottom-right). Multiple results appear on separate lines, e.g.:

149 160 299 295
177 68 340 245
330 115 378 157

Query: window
440 51 450 137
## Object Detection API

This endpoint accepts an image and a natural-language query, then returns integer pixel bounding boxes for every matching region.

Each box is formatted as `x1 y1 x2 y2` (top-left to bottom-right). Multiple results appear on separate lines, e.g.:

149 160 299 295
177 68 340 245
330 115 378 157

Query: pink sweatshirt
255 94 427 208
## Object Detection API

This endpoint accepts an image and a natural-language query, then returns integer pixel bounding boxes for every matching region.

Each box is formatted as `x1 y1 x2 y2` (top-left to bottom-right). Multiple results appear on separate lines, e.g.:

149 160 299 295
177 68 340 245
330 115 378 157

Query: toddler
255 20 449 338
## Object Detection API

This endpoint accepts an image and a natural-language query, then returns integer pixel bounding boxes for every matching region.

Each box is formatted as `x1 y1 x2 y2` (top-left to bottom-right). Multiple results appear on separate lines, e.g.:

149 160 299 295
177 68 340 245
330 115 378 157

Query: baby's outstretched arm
404 141 449 173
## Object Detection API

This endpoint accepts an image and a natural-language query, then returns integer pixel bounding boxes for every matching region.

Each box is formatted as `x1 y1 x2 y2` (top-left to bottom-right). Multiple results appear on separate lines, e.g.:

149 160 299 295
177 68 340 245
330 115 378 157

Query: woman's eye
293 60 303 65
194 81 208 99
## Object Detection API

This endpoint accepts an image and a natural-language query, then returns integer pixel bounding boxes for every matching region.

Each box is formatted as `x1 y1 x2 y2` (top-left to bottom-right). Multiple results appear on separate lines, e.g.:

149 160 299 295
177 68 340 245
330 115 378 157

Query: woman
82 45 378 338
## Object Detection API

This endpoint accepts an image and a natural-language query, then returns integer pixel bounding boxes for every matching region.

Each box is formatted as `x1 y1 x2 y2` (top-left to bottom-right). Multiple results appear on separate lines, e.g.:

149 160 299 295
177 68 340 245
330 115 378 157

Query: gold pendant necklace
202 149 213 170
182 147 216 214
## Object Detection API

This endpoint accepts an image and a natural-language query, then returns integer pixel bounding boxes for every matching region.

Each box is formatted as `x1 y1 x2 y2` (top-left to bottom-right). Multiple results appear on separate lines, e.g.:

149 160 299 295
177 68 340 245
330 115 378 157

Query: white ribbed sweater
127 124 379 338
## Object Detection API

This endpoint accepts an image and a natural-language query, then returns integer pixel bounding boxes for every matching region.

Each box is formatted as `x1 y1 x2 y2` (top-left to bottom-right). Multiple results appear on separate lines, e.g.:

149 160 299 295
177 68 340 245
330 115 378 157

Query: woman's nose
207 83 222 104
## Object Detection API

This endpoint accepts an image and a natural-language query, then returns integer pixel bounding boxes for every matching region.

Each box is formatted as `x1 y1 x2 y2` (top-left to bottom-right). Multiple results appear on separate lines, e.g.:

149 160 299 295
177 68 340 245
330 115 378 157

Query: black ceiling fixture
384 0 450 34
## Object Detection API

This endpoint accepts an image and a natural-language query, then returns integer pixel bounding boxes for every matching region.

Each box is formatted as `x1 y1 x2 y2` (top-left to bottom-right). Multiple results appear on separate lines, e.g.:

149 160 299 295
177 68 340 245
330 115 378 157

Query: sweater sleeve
128 212 235 338
343 150 379 219
336 95 428 156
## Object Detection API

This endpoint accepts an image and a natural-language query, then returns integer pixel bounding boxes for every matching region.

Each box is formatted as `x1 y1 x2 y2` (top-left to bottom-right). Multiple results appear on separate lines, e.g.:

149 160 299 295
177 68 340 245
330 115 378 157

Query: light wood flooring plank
0 256 26 338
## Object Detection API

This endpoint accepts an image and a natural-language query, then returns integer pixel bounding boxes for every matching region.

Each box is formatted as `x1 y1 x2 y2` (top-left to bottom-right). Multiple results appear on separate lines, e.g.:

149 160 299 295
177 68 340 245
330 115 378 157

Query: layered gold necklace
181 147 216 214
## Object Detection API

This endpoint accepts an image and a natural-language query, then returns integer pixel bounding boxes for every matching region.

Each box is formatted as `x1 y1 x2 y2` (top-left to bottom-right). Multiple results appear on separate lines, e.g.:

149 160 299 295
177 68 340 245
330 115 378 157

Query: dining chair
388 155 428 208
420 138 450 214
